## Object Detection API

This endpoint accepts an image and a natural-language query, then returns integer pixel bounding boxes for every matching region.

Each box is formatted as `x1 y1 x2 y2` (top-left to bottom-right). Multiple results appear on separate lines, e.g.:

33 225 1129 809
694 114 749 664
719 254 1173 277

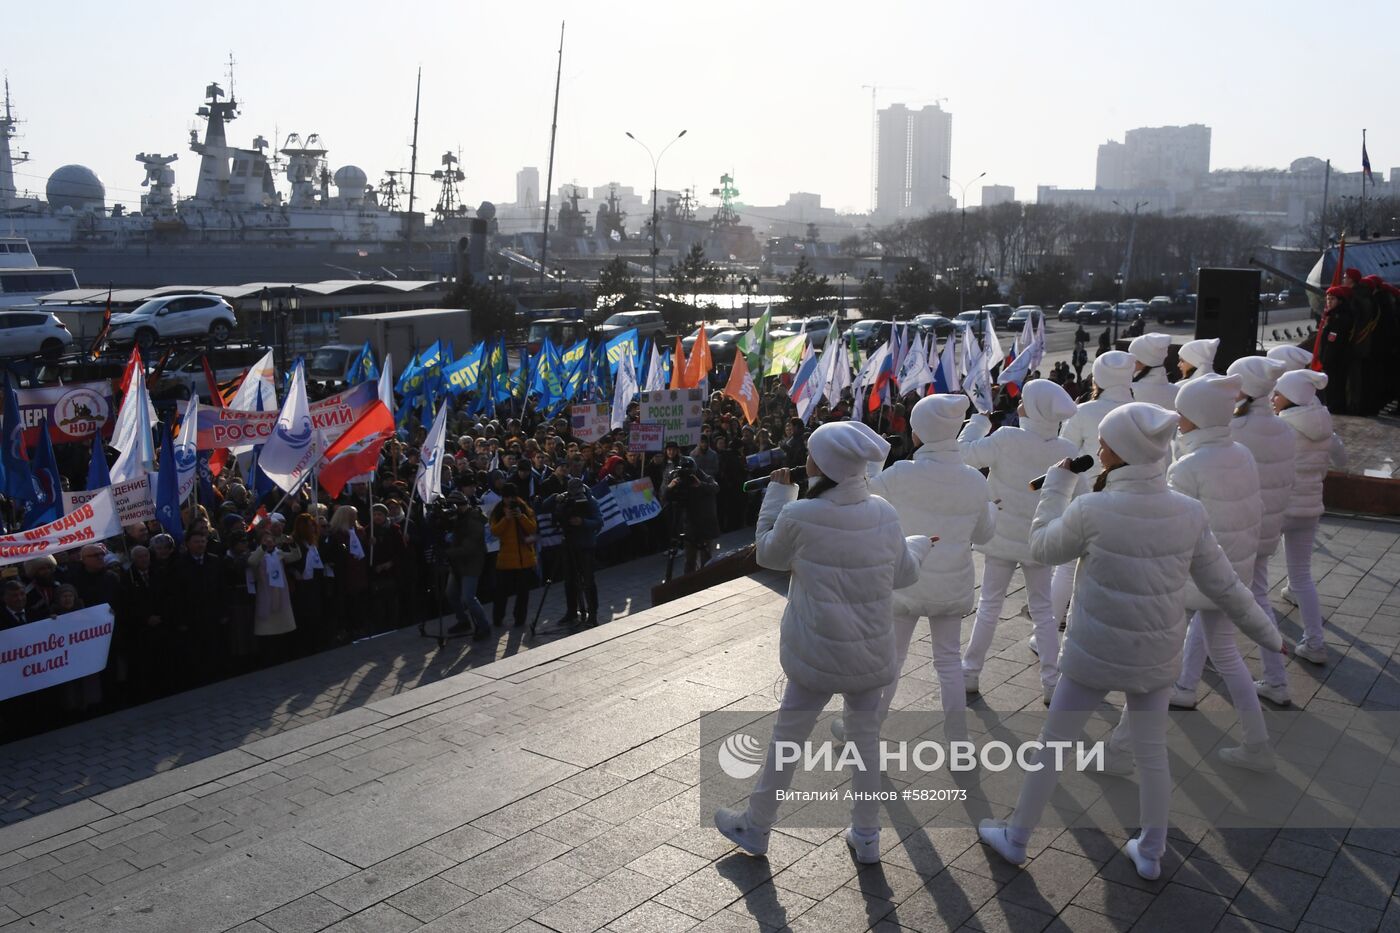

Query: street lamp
943 171 987 315
1112 272 1125 343
1110 198 1148 343
837 271 847 319
625 129 688 301
738 275 758 329
259 285 300 376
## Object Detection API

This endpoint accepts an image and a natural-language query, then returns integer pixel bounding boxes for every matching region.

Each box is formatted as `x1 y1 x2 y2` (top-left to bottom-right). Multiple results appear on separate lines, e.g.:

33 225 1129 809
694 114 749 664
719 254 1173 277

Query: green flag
737 305 771 374
848 331 863 371
765 333 807 377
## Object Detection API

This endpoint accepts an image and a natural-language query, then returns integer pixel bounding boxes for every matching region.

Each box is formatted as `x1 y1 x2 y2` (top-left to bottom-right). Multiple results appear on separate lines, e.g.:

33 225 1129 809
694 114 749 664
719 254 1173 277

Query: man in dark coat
543 478 603 629
174 531 227 681
663 457 721 575
443 486 491 639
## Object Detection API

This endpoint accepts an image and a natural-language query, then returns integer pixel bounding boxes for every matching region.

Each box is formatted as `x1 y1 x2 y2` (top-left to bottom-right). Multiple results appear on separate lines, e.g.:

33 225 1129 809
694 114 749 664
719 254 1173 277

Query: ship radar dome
477 201 497 221
47 165 106 211
333 165 369 193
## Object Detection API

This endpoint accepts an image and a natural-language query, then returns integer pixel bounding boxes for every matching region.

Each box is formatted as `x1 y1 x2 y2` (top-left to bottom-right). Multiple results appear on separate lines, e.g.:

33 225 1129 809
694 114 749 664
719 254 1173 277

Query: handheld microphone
743 467 807 493
1029 454 1094 491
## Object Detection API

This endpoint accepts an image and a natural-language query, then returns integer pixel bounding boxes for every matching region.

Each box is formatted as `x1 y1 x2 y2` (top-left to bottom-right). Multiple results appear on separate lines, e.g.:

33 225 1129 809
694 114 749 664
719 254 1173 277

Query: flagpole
1360 128 1367 237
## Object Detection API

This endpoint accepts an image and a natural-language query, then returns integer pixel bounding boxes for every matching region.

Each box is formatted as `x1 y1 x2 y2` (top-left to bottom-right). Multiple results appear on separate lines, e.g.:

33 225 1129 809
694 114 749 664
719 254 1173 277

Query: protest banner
62 476 154 526
628 423 665 453
194 382 376 450
0 489 122 567
8 382 114 446
571 403 612 443
0 604 115 701
612 478 662 525
639 389 704 446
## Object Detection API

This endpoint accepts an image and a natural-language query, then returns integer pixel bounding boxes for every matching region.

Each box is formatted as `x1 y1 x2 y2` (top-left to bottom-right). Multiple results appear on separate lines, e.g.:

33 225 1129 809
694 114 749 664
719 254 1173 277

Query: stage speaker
1195 267 1261 371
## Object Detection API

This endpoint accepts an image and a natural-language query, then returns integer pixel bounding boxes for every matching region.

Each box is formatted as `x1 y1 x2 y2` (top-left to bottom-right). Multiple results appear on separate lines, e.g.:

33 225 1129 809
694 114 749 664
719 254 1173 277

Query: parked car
1057 301 1083 321
1278 289 1293 305
107 294 238 350
526 317 590 353
911 313 955 337
0 309 74 360
981 304 1015 327
1149 295 1192 325
162 344 274 400
683 327 744 365
1076 301 1114 324
848 319 892 350
955 309 991 331
769 316 834 348
1008 306 1044 330
595 309 667 343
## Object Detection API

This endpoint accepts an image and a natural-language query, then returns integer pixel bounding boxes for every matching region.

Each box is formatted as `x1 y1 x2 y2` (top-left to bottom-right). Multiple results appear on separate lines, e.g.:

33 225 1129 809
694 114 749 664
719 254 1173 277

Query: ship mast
539 21 565 287
406 67 422 248
1 77 31 207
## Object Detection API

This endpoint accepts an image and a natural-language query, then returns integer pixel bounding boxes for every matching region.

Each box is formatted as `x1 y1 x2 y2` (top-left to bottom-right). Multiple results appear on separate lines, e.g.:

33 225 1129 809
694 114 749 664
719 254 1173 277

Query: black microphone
743 467 807 493
1029 454 1094 491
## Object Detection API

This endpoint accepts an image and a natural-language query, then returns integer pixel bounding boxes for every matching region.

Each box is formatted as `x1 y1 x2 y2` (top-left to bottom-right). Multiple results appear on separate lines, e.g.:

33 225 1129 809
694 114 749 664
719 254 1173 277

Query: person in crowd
22 556 60 617
489 483 537 628
248 528 299 665
1176 337 1219 384
978 403 1283 881
65 544 121 611
1128 333 1178 410
959 379 1081 704
325 505 369 641
1267 344 1314 374
1 579 29 629
443 487 491 640
692 434 719 478
1317 284 1353 413
664 456 722 575
547 477 603 629
288 514 330 655
174 530 226 684
714 420 931 865
368 503 406 633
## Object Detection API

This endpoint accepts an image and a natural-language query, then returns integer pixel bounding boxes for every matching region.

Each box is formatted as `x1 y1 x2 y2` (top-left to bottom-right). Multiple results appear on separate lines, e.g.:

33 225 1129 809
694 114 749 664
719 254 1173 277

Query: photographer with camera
488 483 537 628
441 482 491 640
663 455 721 575
543 477 603 630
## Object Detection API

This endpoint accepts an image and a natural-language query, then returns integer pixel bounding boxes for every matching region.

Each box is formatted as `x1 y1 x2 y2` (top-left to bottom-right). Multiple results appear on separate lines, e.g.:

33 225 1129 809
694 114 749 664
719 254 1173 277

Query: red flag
1313 236 1346 371
323 401 394 461
684 325 712 388
318 436 389 499
201 356 225 408
118 346 142 397
670 335 691 389
247 504 269 532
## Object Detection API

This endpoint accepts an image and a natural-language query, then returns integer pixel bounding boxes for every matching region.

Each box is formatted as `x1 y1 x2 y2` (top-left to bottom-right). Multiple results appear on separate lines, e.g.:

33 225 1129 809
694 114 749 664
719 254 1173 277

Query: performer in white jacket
1143 375 1275 770
979 403 1282 881
1176 337 1219 384
960 380 1079 702
1257 370 1346 693
861 395 995 738
714 420 931 865
1205 356 1296 704
1128 333 1179 410
1268 344 1314 373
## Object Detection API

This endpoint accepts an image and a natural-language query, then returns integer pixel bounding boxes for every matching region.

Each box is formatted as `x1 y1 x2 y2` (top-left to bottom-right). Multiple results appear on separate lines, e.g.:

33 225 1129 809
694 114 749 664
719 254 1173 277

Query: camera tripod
527 544 593 642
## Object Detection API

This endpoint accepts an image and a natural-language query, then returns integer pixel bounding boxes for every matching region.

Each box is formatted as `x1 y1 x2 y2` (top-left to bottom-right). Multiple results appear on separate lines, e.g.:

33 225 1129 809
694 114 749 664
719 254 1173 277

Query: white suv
0 310 74 360
109 294 238 350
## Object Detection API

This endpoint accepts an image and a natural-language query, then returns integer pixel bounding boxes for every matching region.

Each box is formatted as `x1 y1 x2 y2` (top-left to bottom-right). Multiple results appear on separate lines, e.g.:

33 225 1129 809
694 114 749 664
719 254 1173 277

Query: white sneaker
964 671 980 695
1028 634 1040 657
1281 584 1297 606
1168 685 1198 710
977 818 1027 866
713 807 769 857
1254 680 1292 707
1293 641 1327 665
844 828 880 864
1042 684 1055 707
1218 742 1277 773
1099 745 1135 778
830 716 847 743
1123 837 1161 881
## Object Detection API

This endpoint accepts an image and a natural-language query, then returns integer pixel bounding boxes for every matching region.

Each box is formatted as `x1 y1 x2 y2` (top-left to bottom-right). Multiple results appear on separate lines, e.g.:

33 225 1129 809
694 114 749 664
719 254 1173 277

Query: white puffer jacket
871 438 996 619
756 477 931 693
1029 462 1281 692
1168 426 1262 611
1061 385 1134 476
1230 407 1296 556
1131 369 1179 410
1279 402 1345 520
960 413 1080 565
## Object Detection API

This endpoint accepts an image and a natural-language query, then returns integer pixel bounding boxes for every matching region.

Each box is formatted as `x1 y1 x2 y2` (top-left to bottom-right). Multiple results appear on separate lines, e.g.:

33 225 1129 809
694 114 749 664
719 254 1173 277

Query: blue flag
603 328 639 377
346 341 379 384
87 431 111 491
442 341 484 397
395 352 423 397
155 422 184 545
1 370 35 504
21 416 62 530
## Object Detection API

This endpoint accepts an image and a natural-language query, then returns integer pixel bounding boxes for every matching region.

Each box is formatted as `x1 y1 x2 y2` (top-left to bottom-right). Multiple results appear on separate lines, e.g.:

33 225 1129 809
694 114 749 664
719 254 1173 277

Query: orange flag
684 325 713 389
723 350 759 424
670 335 691 389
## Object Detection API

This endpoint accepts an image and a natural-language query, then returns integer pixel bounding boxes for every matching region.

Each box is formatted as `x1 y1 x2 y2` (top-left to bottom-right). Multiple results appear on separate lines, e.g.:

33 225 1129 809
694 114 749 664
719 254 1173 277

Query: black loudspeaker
1195 267 1261 371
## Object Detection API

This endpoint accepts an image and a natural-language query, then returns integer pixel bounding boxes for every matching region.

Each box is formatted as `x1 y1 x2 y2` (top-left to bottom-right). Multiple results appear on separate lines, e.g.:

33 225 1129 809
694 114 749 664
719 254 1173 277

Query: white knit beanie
1020 379 1077 426
1275 369 1328 407
1226 356 1287 400
1099 402 1179 465
1176 374 1242 429
910 394 967 444
1128 332 1172 368
1267 345 1314 373
1092 350 1136 388
808 420 890 482
1178 338 1219 374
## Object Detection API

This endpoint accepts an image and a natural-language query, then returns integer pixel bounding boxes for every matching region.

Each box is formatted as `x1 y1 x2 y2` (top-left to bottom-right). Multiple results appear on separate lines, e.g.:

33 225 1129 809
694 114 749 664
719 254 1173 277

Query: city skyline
7 0 1396 221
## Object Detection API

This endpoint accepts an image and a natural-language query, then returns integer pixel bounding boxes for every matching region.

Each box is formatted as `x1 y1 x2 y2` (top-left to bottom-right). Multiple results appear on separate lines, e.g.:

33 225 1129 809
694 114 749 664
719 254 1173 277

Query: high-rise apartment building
875 103 954 218
980 184 1016 208
1095 125 1211 192
516 167 540 208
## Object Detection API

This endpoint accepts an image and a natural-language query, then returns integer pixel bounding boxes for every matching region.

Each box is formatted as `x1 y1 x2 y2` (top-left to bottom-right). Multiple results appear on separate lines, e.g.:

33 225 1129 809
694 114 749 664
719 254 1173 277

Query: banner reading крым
193 382 377 450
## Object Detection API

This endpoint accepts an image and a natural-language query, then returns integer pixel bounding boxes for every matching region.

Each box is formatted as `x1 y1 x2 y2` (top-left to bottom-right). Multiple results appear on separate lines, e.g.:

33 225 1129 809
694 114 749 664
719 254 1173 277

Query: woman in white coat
862 394 995 737
714 420 931 865
1177 337 1219 384
1257 370 1346 693
1153 375 1275 770
1128 333 1179 410
979 403 1282 880
960 379 1080 703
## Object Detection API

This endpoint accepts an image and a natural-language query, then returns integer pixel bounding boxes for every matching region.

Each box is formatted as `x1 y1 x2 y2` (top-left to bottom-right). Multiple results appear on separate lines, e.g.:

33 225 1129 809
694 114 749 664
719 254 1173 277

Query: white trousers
1260 516 1322 686
1008 676 1171 860
882 611 966 738
1050 561 1074 628
1173 610 1270 745
744 679 884 833
964 557 1059 690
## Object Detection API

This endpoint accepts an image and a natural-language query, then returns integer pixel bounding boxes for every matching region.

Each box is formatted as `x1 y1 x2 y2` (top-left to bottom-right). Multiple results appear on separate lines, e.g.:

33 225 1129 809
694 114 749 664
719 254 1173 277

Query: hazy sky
8 0 1395 217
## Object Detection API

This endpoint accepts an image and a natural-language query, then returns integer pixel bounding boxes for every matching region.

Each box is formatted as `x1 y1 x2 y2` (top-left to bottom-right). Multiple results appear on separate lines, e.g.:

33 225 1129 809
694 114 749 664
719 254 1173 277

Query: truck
313 307 473 383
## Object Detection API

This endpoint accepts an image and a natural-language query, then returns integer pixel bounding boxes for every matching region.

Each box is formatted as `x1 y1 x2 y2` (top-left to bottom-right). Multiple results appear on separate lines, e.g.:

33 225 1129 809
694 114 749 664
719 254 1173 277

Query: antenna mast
539 21 565 287
406 67 422 248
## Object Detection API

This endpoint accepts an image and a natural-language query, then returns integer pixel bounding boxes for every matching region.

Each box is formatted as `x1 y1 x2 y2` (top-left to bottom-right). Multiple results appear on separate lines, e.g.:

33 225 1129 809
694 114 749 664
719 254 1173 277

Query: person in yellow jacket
489 483 538 628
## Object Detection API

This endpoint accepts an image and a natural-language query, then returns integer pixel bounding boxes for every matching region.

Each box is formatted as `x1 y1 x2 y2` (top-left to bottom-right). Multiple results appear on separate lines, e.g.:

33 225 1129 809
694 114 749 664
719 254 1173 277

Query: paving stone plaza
1 517 1398 932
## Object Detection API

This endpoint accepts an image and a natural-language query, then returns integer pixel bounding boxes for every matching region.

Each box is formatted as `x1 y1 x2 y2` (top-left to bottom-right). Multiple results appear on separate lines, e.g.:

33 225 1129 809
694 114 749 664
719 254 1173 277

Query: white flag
109 363 156 483
611 350 639 431
823 336 852 405
981 315 1004 376
963 328 994 413
174 396 199 501
378 352 395 408
644 339 666 393
414 402 448 505
937 334 962 394
258 361 320 493
896 334 934 394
